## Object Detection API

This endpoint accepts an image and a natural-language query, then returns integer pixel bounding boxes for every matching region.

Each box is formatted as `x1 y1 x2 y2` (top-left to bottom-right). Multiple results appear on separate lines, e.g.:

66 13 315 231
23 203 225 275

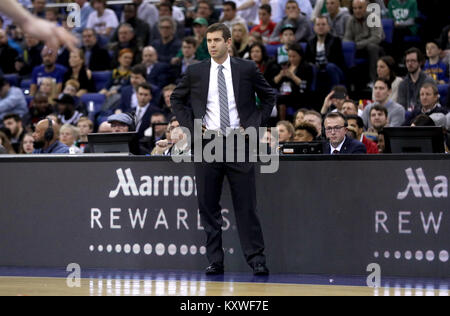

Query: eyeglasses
325 126 345 133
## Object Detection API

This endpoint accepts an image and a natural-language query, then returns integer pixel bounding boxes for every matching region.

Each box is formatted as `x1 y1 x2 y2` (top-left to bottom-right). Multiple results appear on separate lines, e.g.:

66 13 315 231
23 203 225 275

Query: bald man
32 119 70 154
344 0 384 83
141 46 171 89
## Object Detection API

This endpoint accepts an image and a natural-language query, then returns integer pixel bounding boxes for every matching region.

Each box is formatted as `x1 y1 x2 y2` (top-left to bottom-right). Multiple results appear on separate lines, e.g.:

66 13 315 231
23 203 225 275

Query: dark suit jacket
119 84 160 114
305 34 346 71
137 104 164 139
147 62 171 90
82 44 112 71
171 57 276 135
324 136 367 154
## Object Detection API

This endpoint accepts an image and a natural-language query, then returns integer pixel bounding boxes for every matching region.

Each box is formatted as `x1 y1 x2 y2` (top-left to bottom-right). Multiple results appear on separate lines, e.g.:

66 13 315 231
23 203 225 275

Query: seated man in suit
81 28 112 71
134 83 163 139
323 112 367 154
141 46 171 91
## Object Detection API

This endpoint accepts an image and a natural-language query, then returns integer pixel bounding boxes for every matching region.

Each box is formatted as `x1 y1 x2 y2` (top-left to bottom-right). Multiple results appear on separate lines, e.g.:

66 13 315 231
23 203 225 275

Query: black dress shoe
205 264 224 275
253 263 269 276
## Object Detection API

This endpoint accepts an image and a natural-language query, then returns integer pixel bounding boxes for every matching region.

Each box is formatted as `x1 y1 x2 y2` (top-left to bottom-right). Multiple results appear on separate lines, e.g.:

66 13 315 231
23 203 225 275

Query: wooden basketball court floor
0 267 449 296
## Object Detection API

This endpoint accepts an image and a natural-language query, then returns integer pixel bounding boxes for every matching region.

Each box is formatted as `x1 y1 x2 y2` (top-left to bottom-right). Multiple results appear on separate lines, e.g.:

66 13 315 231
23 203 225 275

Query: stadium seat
382 18 394 44
91 71 112 92
438 84 449 106
266 44 282 58
25 95 33 106
20 79 32 95
80 93 106 122
3 74 20 87
342 41 356 69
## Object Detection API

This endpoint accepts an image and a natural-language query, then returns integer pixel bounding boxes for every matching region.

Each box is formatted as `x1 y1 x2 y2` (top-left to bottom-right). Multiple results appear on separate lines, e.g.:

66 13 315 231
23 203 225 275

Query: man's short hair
131 64 147 77
77 116 94 130
2 113 21 123
343 99 358 110
305 110 323 121
405 47 425 65
346 114 364 129
159 1 173 13
206 23 232 41
286 0 299 8
369 105 388 117
159 16 177 31
420 82 439 95
137 82 152 93
223 1 237 10
375 77 392 90
259 4 272 14
183 36 198 47
314 15 329 25
324 112 348 126
295 122 318 139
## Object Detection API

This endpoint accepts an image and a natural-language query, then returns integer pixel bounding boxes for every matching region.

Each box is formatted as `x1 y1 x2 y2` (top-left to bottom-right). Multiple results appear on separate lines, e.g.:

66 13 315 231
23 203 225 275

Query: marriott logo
397 168 448 200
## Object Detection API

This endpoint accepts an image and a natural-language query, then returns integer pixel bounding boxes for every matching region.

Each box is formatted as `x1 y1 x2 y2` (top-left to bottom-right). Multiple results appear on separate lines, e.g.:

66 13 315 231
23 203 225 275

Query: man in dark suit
323 112 367 154
135 83 162 139
141 46 171 91
81 28 112 71
171 23 276 276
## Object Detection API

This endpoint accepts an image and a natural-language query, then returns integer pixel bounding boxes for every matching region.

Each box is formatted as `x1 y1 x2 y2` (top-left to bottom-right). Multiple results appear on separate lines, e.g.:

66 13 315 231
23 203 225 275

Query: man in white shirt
86 0 119 38
220 1 248 30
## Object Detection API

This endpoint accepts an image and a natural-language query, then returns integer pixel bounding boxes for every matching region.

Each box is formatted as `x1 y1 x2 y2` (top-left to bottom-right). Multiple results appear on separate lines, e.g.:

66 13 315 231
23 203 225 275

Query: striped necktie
218 65 230 135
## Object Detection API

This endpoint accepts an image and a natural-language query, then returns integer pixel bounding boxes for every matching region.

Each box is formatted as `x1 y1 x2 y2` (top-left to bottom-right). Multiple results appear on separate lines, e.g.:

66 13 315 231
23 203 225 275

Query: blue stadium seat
25 95 33 106
91 71 112 92
300 42 307 53
266 44 282 58
20 79 32 95
438 84 449 106
382 18 394 44
342 41 356 69
80 93 106 122
3 74 20 87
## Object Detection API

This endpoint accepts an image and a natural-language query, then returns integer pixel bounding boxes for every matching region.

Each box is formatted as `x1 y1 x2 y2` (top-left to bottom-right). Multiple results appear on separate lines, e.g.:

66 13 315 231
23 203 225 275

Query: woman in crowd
248 43 271 75
100 48 133 97
0 131 16 154
63 49 95 97
38 77 58 106
232 23 250 58
276 120 295 143
374 56 403 102
19 133 34 154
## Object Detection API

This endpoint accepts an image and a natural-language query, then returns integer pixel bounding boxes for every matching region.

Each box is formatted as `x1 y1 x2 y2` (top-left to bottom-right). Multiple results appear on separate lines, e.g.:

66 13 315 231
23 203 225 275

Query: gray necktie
218 65 230 135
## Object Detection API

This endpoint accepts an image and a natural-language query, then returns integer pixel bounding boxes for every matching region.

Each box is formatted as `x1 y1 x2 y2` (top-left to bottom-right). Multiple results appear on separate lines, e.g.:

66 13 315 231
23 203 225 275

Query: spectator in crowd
388 0 418 58
233 0 260 26
273 43 313 120
249 43 270 75
190 17 210 61
72 0 95 35
363 78 405 129
346 114 379 153
38 77 59 107
274 0 314 22
76 116 93 152
270 1 312 44
59 123 82 154
44 8 60 27
323 0 351 39
81 28 112 71
0 130 15 154
274 24 297 66
344 0 384 84
304 110 324 138
405 82 448 125
30 46 67 96
150 116 177 156
368 105 389 133
232 23 251 58
151 2 185 42
100 48 133 97
411 113 435 127
15 33 43 77
86 0 119 40
107 113 134 133
320 85 349 115
376 128 385 153
423 40 449 84
128 0 159 28
146 112 169 145
341 99 362 117
151 16 182 64
0 77 28 121
116 3 151 48
141 46 171 91
0 29 19 74
118 64 151 114
55 94 84 127
32 118 70 154
373 56 403 103
294 122 318 142
30 0 46 19
62 79 88 116
276 120 295 143
164 0 185 25
171 37 200 79
293 108 308 127
134 83 162 139
19 132 34 154
250 4 277 44
2 113 26 153
28 92 53 127
185 0 218 27
220 1 248 31
98 121 112 133
160 84 177 120
306 16 346 95
397 47 435 112
63 49 95 97
323 112 367 154
110 23 142 68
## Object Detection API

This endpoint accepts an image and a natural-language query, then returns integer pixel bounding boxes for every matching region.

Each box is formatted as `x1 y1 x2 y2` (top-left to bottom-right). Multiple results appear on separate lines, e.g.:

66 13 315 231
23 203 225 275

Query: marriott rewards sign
0 157 448 277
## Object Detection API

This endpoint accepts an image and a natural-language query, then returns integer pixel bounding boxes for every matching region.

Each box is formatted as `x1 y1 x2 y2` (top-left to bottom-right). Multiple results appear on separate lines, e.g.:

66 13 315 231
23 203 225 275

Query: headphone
124 112 136 132
45 118 54 142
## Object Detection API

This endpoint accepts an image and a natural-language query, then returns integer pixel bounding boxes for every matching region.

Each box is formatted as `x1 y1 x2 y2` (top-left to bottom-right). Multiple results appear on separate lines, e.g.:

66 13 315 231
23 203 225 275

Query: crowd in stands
0 0 449 155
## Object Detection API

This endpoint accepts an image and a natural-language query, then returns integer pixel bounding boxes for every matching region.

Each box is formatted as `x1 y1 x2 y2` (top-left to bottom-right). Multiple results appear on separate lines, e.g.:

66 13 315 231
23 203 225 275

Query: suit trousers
194 136 266 268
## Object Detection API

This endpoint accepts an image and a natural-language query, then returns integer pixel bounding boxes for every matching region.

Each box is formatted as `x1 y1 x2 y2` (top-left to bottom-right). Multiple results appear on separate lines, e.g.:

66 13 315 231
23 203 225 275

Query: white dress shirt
330 136 346 154
136 103 150 131
205 56 241 131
